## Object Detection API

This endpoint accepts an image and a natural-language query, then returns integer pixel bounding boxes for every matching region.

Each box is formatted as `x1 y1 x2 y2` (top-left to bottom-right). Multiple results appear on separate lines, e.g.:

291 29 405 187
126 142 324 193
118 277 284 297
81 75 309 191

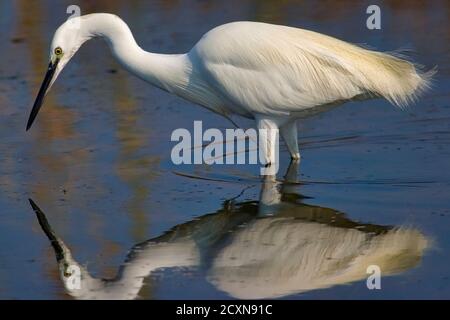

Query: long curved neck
80 14 189 93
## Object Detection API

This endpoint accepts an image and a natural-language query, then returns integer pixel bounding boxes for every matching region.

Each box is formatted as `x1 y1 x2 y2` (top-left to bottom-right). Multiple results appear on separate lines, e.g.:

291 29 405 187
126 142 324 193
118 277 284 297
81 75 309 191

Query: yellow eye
54 47 63 56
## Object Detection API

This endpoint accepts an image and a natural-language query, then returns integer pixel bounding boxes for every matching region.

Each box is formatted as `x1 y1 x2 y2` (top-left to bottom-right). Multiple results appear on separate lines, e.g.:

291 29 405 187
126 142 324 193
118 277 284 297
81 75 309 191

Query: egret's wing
192 22 432 116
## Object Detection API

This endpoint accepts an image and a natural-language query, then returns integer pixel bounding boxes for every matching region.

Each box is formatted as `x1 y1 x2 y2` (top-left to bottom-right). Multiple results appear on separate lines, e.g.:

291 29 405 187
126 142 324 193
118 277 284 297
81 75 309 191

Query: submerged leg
255 116 280 175
280 120 300 160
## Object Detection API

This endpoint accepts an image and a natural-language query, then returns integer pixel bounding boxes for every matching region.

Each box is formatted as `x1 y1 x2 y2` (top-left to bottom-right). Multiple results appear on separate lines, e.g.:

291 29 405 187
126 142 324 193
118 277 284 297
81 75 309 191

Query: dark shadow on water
29 163 429 300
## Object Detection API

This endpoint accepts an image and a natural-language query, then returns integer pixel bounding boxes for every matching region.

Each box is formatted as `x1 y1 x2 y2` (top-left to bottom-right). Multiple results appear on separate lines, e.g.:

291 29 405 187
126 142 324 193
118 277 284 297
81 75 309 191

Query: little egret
27 13 434 165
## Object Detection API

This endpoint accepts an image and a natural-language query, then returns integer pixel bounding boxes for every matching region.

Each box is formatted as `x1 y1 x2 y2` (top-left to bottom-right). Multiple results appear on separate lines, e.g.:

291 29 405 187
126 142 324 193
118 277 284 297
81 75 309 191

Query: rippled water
0 0 449 299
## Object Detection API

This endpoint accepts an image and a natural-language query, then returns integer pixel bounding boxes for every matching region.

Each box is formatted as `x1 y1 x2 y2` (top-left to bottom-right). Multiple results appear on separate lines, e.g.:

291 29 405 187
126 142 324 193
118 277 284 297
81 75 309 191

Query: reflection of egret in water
30 164 428 299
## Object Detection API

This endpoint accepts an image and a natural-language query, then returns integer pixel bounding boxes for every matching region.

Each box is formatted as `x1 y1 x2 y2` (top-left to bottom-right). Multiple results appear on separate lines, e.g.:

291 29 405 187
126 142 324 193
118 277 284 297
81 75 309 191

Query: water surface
0 0 449 299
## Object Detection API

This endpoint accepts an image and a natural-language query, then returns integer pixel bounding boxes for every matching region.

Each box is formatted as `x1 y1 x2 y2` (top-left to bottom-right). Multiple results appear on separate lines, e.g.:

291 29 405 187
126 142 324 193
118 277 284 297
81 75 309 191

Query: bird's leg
256 116 280 175
280 120 301 161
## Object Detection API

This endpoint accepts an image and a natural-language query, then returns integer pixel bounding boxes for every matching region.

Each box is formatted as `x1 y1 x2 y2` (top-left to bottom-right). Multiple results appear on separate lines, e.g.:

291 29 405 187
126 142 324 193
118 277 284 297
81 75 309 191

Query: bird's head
26 16 89 130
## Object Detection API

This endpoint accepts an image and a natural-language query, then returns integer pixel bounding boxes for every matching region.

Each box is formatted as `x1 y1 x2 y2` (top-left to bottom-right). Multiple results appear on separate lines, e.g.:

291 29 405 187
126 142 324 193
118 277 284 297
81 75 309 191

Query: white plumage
28 13 435 165
193 21 433 114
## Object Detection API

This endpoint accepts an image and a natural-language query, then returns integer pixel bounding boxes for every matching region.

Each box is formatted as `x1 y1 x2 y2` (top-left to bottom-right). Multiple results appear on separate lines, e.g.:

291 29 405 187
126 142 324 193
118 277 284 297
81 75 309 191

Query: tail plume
359 50 436 108
297 29 437 108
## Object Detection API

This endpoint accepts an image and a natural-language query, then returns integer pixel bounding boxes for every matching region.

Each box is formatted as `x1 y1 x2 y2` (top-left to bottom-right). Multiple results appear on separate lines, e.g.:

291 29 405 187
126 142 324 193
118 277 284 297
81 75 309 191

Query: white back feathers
193 21 435 115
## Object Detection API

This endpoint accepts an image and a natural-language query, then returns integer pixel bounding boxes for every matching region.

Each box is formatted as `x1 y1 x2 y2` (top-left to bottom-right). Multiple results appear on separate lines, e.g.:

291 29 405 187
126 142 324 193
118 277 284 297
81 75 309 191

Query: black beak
28 198 65 262
26 58 59 131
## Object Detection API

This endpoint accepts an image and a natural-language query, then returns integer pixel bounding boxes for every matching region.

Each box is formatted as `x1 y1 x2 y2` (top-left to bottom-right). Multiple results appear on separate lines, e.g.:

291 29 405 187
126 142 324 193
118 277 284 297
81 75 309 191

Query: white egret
27 13 434 165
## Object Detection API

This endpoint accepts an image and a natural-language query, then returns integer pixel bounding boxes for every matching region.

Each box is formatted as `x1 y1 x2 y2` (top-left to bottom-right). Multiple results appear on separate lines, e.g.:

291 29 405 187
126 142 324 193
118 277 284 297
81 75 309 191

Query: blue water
0 0 449 299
